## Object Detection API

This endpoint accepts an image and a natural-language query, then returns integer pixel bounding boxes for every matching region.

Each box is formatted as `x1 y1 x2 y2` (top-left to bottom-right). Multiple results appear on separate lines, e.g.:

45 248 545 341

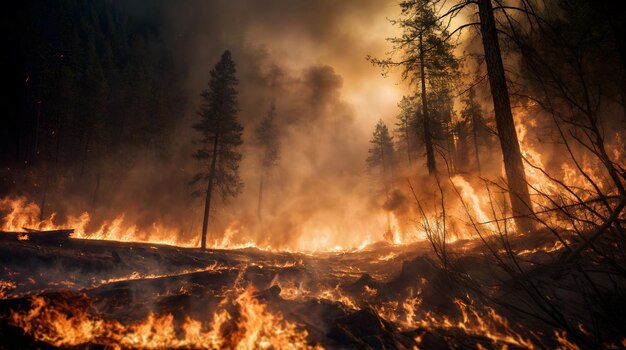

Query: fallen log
0 228 74 242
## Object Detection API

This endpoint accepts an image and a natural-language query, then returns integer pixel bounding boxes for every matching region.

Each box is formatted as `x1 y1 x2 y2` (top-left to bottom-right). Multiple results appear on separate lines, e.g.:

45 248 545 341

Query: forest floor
0 230 618 349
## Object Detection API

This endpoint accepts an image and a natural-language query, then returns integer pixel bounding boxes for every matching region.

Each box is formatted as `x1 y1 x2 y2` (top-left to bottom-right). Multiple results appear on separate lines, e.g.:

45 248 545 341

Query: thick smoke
81 0 406 249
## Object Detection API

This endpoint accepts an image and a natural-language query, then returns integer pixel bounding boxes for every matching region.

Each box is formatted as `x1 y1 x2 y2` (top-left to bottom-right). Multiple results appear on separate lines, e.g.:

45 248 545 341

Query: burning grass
9 287 320 349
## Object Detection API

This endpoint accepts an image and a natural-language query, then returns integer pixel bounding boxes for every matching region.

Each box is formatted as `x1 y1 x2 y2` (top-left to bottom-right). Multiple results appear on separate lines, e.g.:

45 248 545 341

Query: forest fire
2 0 626 348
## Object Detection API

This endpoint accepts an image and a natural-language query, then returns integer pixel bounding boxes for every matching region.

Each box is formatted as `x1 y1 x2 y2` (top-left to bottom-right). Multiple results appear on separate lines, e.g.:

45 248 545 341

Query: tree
369 0 458 176
476 0 533 231
192 50 244 249
395 96 419 169
460 86 491 173
367 120 397 240
367 120 396 197
408 0 535 231
427 75 457 170
255 101 280 222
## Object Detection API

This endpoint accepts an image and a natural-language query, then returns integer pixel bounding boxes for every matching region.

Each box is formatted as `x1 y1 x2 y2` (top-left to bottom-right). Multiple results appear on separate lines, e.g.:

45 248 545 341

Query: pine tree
255 101 280 222
192 50 244 249
367 120 397 241
367 120 396 196
427 75 456 170
394 96 419 169
476 0 533 231
378 0 534 231
369 0 458 176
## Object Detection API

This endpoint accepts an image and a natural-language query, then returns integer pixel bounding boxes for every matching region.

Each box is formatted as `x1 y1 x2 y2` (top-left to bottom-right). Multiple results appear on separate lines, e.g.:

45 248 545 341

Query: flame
10 287 322 349
91 261 228 289
318 285 360 310
389 212 402 245
0 196 58 232
373 290 536 349
554 330 580 350
517 240 566 256
0 196 199 247
0 196 404 251
0 280 17 299
451 175 496 232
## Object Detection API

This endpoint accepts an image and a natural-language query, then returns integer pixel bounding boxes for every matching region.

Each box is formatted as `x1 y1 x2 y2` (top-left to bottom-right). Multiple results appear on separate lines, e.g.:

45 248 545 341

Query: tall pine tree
367 120 397 241
395 96 419 169
369 0 458 176
367 120 396 197
192 50 244 249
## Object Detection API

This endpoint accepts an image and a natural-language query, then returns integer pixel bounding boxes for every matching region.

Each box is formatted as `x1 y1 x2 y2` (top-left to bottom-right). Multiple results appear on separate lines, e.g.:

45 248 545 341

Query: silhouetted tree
192 50 243 249
367 120 396 197
367 120 397 240
255 101 280 222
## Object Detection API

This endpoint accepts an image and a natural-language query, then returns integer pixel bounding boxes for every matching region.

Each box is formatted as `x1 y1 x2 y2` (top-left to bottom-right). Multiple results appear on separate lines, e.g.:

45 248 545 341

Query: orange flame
10 287 322 349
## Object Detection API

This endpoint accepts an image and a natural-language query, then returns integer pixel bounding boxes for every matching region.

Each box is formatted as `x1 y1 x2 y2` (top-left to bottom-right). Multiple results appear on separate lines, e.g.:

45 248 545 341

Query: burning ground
0 228 617 349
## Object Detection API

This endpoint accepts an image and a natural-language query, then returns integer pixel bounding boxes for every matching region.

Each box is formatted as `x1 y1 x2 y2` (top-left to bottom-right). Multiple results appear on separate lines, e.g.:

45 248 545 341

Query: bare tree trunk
478 0 533 232
257 173 264 222
419 33 436 175
201 135 219 249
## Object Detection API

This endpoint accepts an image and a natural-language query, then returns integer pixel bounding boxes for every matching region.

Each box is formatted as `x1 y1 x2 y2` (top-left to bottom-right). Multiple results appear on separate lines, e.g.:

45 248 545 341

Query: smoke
59 0 406 249
205 46 389 249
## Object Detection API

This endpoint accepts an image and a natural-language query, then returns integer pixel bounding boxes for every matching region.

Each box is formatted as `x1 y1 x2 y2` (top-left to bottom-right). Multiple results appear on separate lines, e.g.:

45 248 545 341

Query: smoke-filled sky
112 0 417 249
122 0 405 129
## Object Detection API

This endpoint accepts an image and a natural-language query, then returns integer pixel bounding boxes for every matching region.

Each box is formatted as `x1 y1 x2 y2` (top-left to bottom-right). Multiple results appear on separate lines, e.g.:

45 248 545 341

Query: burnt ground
0 232 623 349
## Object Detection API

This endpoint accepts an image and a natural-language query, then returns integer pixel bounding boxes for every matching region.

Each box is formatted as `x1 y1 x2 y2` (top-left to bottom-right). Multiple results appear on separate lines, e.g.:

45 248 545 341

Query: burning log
0 228 74 242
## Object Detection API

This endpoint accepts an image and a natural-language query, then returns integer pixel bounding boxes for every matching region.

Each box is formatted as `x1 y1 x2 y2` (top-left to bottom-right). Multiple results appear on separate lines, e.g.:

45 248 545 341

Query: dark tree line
1 0 185 215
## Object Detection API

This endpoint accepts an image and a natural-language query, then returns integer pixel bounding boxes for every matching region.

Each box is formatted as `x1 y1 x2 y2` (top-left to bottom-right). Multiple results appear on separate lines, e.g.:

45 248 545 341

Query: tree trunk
257 173 264 222
404 118 412 167
419 33 436 175
380 140 390 198
472 112 482 174
478 0 533 232
201 134 219 249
